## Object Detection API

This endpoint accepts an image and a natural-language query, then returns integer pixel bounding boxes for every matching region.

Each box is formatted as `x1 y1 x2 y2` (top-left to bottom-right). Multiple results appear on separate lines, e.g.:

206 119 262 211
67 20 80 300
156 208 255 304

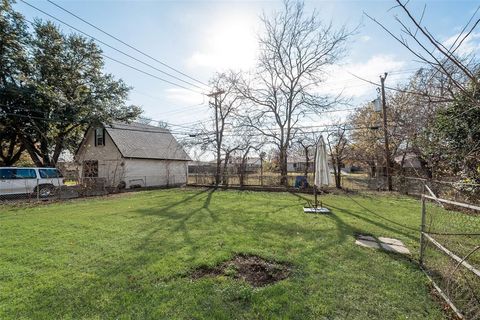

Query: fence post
420 195 426 265
36 178 40 201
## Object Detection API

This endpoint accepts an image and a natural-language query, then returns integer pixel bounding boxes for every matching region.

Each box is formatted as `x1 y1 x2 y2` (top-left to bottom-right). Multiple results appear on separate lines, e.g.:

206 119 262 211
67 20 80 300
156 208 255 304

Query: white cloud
443 32 480 56
315 54 407 99
186 13 260 71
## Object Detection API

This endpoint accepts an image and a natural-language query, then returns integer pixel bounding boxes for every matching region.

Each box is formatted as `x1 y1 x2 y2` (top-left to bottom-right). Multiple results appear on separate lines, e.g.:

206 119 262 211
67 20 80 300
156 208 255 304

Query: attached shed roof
105 122 191 161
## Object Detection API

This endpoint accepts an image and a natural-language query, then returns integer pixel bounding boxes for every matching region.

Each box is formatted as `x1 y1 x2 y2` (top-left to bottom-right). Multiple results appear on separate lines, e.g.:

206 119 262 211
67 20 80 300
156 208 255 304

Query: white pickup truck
0 167 64 198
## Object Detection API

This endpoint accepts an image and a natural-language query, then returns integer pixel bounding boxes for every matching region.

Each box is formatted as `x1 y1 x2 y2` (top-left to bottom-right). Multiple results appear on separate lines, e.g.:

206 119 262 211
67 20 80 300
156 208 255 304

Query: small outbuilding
75 122 190 189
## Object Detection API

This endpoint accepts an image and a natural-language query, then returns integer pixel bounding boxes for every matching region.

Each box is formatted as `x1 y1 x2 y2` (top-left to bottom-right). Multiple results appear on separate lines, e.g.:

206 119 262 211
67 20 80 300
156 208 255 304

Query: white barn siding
75 122 190 189
76 128 125 187
123 159 187 188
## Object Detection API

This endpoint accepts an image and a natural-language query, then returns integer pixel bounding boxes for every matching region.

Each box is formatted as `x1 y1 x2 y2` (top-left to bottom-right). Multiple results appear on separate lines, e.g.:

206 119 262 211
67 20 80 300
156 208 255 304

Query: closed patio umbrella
304 135 330 213
314 135 331 188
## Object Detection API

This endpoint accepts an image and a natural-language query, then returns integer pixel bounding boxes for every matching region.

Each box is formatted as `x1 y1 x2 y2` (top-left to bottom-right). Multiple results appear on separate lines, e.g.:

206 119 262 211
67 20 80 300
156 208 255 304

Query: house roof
394 153 421 168
104 122 191 161
287 155 311 163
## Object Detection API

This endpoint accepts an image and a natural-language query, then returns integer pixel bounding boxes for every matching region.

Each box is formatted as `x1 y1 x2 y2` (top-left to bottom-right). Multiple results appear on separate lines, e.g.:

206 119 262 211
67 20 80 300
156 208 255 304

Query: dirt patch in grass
191 254 291 287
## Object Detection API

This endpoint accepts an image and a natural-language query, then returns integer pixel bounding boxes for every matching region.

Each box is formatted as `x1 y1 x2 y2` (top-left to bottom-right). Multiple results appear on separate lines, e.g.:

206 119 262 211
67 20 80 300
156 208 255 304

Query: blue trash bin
294 176 308 188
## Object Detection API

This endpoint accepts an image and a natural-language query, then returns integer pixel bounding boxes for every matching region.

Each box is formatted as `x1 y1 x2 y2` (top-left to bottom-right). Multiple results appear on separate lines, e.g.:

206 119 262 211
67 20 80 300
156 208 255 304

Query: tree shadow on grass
288 191 351 244
288 191 417 243
20 189 426 319
135 187 212 218
343 194 419 233
133 188 217 253
325 203 417 242
30 187 221 316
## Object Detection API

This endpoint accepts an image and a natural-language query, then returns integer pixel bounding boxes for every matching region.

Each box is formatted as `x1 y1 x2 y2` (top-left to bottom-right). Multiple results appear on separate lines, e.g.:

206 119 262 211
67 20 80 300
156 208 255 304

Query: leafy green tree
18 21 141 166
1 0 141 167
434 82 480 181
0 0 32 165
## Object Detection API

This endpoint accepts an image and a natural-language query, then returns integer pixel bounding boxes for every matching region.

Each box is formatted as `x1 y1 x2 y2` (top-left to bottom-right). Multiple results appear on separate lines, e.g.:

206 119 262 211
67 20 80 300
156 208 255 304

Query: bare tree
326 123 349 189
347 103 384 177
237 0 351 186
366 0 479 104
204 72 242 186
293 131 319 178
259 151 266 186
235 130 265 187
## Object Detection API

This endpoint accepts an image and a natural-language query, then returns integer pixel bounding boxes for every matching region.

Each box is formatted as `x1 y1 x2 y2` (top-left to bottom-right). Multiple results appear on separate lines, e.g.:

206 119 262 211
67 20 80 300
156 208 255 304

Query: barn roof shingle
105 122 190 161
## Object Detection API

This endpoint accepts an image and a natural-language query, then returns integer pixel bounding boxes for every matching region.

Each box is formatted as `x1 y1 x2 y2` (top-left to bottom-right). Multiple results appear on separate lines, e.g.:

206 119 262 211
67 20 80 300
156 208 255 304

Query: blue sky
14 0 480 132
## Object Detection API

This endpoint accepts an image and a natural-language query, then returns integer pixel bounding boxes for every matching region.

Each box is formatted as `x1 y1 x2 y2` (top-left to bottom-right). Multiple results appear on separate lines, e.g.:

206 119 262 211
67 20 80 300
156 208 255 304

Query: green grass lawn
0 188 445 319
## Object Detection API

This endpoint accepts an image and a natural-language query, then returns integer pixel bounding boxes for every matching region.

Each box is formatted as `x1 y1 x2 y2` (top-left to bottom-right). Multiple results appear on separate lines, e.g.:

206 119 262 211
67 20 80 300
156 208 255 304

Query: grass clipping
191 254 291 287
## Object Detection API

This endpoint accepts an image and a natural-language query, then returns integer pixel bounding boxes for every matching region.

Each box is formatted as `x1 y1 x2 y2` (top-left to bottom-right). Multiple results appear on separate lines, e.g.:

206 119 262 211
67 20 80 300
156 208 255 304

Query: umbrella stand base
303 206 330 214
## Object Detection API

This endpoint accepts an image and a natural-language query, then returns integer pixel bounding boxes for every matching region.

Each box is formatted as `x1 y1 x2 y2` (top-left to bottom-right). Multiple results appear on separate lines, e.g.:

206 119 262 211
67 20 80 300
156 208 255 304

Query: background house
75 122 190 188
287 155 314 173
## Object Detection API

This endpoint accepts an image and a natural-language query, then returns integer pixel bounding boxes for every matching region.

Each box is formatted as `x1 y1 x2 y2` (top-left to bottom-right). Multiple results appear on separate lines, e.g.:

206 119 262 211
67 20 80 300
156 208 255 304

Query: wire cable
46 0 210 88
20 0 206 94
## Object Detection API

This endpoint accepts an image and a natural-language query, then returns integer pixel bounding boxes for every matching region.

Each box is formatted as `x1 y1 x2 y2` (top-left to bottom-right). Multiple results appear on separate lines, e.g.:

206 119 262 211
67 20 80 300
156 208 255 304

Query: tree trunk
418 156 433 179
370 163 377 178
239 162 245 187
221 153 230 185
215 151 222 186
0 138 25 166
260 158 264 186
279 147 288 186
304 147 309 178
19 134 44 167
335 161 342 189
51 134 66 165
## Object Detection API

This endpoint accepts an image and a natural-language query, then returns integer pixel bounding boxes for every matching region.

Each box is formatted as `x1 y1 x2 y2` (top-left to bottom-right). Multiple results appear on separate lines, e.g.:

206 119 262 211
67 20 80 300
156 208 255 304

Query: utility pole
207 89 225 186
380 73 393 191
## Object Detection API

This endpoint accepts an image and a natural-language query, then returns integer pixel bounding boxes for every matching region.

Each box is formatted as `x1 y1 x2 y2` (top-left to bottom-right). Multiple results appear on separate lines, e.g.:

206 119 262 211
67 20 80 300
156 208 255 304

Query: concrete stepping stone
355 234 410 255
378 237 404 246
355 239 380 249
380 242 411 255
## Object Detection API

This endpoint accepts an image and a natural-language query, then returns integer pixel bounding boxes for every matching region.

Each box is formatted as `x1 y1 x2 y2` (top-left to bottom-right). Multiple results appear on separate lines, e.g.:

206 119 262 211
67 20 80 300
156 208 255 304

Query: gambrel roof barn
75 122 190 189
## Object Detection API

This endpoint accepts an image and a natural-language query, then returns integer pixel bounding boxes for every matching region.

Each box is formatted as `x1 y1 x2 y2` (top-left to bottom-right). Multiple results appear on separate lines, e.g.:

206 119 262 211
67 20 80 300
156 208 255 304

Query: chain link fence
420 192 480 319
188 172 480 198
188 172 321 188
0 174 186 204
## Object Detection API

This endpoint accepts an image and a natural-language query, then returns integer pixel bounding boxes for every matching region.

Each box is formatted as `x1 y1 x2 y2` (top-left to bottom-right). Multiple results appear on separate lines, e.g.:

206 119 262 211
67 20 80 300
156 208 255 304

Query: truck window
0 169 14 179
0 168 37 179
39 168 63 178
15 168 37 179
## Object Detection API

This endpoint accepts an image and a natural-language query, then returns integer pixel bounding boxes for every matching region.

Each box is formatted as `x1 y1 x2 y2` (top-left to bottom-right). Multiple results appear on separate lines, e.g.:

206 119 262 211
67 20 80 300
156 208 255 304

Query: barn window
83 160 98 177
95 128 105 146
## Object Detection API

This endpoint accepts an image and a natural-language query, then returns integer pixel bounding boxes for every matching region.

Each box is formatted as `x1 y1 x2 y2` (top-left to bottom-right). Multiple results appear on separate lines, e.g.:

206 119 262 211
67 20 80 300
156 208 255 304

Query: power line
2 110 397 140
46 0 210 89
1 112 196 136
347 71 453 102
155 103 208 117
20 0 206 94
4 105 206 134
209 125 391 138
138 116 203 130
102 54 202 93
